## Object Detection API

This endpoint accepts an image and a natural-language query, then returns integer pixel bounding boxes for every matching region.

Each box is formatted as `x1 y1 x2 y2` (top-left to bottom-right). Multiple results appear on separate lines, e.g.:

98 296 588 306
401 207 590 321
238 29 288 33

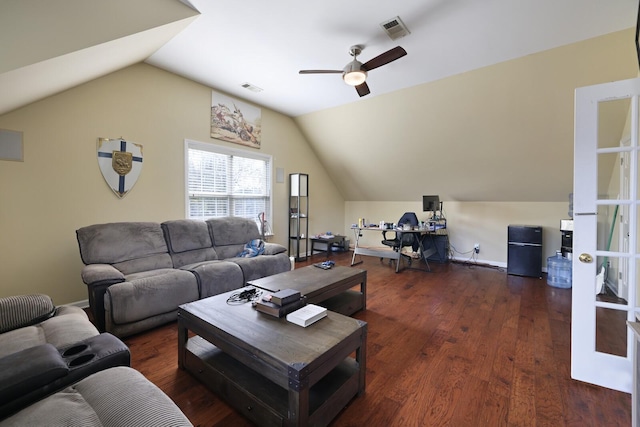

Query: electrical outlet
474 243 480 254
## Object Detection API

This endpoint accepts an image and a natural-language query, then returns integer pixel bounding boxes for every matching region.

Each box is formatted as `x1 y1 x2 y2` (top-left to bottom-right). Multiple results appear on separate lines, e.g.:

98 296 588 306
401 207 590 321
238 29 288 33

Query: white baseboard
449 256 552 274
449 256 506 269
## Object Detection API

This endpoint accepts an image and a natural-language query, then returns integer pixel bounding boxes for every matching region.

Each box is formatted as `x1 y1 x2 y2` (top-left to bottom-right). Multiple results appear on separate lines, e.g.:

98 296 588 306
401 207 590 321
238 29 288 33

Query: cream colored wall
0 63 344 304
345 201 568 269
296 29 637 203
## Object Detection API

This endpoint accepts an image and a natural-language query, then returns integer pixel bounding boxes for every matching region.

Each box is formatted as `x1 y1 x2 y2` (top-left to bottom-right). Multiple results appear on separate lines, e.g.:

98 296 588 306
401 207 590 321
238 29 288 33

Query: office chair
381 212 419 264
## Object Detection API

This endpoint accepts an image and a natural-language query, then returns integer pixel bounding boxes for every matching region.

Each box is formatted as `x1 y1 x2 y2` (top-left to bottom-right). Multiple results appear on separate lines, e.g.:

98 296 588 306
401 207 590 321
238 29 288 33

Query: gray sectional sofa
76 216 291 338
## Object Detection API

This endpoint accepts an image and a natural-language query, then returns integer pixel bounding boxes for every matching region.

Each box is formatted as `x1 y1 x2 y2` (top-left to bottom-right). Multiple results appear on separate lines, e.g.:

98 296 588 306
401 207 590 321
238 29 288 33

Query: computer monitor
422 195 440 213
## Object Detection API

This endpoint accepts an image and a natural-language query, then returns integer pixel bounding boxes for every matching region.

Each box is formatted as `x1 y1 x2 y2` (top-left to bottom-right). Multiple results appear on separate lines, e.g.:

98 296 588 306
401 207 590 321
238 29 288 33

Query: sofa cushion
182 261 244 298
77 222 173 274
263 242 287 255
0 294 56 334
162 219 214 253
106 270 199 325
0 367 193 427
162 219 218 268
112 254 174 276
230 252 292 283
207 217 260 244
0 306 99 359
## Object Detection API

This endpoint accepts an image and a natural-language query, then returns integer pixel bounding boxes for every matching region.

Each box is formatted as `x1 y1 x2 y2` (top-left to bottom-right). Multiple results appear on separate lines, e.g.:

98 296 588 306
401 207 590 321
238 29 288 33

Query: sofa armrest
0 294 56 334
0 344 68 405
263 243 287 255
81 265 125 333
81 264 125 285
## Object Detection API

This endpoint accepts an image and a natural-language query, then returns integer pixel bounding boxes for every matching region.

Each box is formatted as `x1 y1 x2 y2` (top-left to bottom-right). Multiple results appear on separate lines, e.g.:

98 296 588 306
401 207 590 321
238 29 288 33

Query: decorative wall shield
97 138 143 198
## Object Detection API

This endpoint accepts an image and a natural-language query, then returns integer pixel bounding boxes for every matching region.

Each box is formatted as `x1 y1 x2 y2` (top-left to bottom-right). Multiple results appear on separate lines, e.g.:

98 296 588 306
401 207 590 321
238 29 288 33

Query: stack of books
254 289 305 318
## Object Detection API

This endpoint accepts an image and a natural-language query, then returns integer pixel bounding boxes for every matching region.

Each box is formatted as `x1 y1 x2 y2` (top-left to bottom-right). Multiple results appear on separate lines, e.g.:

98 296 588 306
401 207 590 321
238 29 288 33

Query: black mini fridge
507 225 542 278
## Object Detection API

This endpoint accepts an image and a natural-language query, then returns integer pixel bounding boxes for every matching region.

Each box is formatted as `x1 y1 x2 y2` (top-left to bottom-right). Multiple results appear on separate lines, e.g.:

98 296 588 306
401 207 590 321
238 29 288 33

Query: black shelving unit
289 173 308 261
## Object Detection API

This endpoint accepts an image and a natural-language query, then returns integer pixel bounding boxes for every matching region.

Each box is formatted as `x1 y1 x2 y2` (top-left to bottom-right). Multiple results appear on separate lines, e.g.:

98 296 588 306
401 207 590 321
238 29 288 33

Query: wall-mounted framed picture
211 91 262 149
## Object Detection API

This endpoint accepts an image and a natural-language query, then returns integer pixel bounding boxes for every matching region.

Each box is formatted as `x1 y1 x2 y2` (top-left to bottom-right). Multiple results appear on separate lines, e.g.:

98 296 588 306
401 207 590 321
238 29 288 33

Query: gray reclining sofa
77 217 291 338
0 294 192 425
1 367 192 427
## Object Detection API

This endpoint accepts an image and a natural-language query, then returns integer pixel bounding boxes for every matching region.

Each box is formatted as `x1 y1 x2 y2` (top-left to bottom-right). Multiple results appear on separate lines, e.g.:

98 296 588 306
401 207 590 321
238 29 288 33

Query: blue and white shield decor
97 138 143 198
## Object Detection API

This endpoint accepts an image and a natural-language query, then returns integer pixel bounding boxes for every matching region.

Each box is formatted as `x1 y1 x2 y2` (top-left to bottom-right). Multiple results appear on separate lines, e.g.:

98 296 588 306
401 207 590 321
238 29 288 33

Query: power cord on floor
449 242 477 265
448 243 507 272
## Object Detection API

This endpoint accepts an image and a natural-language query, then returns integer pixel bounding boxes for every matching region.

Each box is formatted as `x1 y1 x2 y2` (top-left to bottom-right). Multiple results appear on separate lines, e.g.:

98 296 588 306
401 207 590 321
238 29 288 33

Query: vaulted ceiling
1 0 638 202
2 0 635 117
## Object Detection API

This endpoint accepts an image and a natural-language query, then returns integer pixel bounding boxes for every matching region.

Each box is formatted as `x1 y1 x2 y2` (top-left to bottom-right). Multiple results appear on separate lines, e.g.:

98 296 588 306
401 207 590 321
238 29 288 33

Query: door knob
578 253 593 263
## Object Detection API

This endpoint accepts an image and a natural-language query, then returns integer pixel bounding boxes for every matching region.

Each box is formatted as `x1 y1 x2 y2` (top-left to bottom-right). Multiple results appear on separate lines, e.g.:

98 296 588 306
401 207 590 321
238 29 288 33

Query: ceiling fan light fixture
300 44 406 96
342 60 367 86
343 70 367 86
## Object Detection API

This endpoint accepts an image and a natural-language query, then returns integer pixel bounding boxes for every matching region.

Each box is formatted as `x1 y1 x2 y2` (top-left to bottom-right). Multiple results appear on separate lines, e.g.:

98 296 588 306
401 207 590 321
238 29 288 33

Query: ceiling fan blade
299 70 342 74
355 82 370 97
362 46 407 71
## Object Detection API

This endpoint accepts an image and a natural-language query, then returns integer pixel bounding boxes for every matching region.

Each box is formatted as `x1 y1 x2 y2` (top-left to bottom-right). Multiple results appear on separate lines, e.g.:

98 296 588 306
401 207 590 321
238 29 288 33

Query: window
185 140 272 229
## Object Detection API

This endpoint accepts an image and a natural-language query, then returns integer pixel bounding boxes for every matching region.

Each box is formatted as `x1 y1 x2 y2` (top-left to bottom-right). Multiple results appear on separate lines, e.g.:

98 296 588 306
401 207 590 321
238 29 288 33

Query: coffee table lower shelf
185 336 361 427
318 290 363 316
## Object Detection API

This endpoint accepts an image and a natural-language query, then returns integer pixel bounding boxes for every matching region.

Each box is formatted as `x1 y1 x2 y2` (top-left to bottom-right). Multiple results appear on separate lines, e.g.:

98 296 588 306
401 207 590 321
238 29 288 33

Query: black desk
420 230 449 263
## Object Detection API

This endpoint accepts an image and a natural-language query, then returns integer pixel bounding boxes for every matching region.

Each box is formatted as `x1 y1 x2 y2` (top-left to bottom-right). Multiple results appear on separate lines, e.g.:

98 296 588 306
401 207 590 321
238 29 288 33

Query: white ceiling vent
380 16 410 41
241 82 263 93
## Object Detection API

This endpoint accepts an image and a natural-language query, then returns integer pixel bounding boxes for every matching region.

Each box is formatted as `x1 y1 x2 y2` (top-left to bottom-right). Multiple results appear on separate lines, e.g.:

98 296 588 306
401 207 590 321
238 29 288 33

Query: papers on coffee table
286 304 327 327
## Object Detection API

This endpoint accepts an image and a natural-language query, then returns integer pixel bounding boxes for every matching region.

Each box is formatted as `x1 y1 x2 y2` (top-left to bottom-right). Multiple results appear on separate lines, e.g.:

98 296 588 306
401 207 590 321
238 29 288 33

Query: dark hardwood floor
123 252 631 426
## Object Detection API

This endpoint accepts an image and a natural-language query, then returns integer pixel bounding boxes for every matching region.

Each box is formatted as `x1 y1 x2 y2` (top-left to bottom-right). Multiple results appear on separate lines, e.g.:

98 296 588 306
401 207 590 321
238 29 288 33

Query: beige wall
345 201 568 269
0 63 344 304
295 29 637 204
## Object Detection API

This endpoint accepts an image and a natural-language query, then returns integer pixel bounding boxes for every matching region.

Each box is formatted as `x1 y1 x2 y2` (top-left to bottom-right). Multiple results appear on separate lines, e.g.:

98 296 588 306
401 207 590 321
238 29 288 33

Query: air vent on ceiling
241 82 263 93
380 16 410 41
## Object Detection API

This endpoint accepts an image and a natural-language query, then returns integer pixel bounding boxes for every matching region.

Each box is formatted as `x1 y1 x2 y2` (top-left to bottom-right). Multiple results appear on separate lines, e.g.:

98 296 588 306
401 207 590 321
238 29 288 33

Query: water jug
547 251 572 288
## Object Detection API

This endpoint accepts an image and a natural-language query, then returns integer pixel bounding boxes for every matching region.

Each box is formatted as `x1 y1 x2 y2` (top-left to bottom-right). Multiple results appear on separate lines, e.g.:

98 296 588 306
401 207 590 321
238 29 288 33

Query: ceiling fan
299 45 407 97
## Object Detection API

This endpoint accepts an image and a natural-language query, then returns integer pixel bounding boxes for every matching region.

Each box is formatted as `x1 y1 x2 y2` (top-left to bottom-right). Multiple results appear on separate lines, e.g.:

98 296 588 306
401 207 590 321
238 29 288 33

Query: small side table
310 235 344 258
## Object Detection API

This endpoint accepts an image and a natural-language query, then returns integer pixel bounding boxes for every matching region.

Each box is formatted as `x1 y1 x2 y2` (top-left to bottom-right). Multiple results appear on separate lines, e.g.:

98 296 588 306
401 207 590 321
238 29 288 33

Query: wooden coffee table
247 265 367 316
178 289 367 426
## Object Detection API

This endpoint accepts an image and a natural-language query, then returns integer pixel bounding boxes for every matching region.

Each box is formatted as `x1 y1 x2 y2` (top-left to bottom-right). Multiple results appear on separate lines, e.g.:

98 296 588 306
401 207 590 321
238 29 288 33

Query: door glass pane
595 307 627 356
595 255 627 304
598 98 631 149
597 205 620 251
597 151 624 201
596 257 629 305
598 153 628 200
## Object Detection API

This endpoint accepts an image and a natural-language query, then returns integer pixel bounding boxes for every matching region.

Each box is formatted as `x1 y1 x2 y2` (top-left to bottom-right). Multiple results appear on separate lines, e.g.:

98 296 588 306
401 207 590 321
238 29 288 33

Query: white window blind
186 140 272 228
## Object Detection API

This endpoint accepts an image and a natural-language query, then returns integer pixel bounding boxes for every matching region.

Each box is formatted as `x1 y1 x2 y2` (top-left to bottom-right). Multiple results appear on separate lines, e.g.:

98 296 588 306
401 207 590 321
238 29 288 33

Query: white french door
573 77 640 393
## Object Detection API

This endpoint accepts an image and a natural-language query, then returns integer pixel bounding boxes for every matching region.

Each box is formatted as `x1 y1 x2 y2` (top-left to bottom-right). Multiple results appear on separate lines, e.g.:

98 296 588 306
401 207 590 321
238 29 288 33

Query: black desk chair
381 212 419 265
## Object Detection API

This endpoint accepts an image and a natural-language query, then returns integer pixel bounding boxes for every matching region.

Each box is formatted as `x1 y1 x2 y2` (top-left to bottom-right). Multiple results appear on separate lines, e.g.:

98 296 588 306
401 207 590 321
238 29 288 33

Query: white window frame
184 139 272 231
